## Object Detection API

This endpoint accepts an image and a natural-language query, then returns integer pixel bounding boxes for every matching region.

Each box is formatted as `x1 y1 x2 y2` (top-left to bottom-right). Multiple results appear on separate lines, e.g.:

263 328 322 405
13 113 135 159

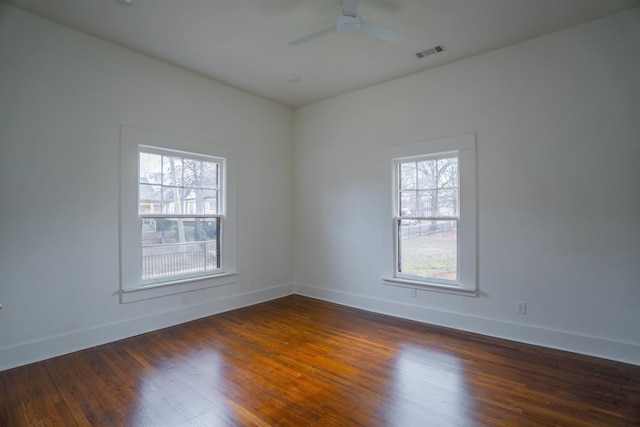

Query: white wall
293 8 640 365
0 4 294 371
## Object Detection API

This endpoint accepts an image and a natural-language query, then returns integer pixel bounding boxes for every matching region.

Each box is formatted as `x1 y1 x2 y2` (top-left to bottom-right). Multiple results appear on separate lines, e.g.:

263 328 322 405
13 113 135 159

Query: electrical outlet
516 301 526 315
410 288 417 298
181 294 188 305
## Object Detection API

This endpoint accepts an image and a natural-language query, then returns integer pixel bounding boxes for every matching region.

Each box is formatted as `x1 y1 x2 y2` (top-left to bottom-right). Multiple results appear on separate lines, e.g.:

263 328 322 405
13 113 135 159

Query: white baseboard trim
294 282 640 366
3 282 637 372
0 283 294 372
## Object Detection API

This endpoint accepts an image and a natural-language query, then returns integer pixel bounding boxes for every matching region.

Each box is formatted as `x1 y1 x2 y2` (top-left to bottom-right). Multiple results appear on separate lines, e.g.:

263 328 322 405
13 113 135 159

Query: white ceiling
4 0 639 107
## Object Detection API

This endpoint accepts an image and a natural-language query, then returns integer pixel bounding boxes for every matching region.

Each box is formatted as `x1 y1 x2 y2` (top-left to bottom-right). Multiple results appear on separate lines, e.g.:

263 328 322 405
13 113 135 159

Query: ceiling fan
289 0 405 46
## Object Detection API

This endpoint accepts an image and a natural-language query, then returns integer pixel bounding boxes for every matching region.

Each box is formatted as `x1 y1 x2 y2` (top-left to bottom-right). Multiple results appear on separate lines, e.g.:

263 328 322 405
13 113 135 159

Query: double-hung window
120 126 236 303
395 153 460 283
383 133 476 295
138 149 223 284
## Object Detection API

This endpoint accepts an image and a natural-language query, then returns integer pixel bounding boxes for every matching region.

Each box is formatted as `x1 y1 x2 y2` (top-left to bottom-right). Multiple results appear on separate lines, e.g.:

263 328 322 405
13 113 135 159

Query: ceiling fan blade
360 21 405 43
341 0 360 17
289 25 337 46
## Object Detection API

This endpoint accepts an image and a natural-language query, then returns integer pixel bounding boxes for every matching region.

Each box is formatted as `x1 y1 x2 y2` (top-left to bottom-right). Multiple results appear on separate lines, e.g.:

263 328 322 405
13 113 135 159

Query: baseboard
4 282 637 372
0 283 294 372
294 282 640 366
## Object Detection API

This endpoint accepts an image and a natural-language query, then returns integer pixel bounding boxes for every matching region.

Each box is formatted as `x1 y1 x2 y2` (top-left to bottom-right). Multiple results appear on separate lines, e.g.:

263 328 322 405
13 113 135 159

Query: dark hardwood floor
1 295 638 426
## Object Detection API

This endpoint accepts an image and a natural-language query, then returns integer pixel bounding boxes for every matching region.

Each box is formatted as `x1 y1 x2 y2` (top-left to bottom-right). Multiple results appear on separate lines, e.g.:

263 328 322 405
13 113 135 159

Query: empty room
1 0 639 425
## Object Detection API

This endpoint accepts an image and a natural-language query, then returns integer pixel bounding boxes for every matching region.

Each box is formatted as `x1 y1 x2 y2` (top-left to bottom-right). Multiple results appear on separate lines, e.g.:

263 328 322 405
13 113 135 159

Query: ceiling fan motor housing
337 14 362 35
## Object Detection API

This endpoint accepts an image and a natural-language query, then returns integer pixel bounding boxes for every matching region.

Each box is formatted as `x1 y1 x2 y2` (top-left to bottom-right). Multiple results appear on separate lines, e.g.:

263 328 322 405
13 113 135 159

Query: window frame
393 151 460 286
382 133 477 296
120 126 237 303
138 147 225 286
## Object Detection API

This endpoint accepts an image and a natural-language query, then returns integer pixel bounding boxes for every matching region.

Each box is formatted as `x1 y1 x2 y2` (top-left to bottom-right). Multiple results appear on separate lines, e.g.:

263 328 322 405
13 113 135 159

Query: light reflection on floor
129 336 475 425
388 345 473 426
131 350 235 426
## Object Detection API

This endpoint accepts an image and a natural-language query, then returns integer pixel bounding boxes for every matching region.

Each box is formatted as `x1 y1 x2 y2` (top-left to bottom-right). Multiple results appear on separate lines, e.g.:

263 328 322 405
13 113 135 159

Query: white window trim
119 126 237 303
381 133 477 296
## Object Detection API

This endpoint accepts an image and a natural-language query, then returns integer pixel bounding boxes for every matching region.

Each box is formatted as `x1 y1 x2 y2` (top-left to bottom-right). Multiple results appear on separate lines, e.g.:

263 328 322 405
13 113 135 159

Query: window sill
120 272 237 303
382 276 477 297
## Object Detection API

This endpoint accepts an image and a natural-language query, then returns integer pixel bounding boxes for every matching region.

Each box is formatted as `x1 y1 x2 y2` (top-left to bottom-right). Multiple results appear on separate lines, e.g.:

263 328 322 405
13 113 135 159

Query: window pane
417 190 436 217
437 188 459 216
398 219 457 280
139 152 162 184
399 191 417 217
161 188 178 214
437 158 458 188
139 184 162 214
201 162 219 189
203 190 218 214
183 158 203 188
399 163 416 190
417 160 437 190
163 156 183 186
141 217 220 280
181 188 199 214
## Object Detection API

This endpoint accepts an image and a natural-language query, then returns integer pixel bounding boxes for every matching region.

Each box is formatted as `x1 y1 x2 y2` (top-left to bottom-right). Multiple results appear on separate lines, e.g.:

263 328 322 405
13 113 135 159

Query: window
395 153 459 283
120 126 236 303
383 133 476 295
138 149 222 284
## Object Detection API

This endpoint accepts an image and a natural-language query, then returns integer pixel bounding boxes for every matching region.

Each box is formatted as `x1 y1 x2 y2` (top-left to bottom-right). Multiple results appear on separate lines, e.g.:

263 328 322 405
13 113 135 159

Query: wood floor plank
1 295 638 426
